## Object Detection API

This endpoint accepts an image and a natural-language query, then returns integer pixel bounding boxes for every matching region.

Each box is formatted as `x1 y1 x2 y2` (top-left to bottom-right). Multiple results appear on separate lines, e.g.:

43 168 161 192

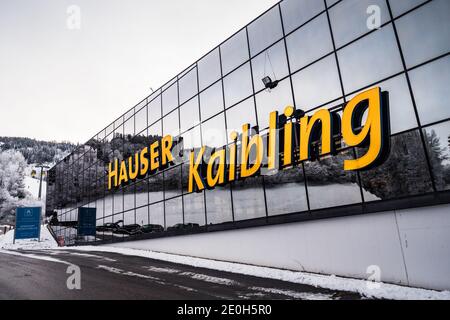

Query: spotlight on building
262 76 279 89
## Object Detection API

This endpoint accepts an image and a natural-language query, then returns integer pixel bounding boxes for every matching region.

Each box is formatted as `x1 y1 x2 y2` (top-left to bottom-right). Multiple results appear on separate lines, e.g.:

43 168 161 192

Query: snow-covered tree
0 150 32 220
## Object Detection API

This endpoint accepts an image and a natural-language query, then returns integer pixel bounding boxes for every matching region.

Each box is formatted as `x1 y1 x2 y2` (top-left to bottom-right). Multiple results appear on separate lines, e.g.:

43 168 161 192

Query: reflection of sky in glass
223 62 253 107
178 67 198 105
247 6 283 56
338 24 403 94
396 0 450 68
292 55 342 110
389 0 427 17
179 96 200 133
280 0 324 34
220 29 249 75
286 13 333 72
200 81 223 122
198 49 221 91
329 0 389 48
409 56 450 125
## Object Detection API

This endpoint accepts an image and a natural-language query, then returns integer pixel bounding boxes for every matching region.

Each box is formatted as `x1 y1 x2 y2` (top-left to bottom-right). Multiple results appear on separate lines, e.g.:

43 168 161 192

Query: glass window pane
264 167 308 215
396 0 450 68
409 56 450 125
337 24 403 94
346 75 418 134
181 126 202 160
205 187 233 224
135 179 149 208
148 173 164 204
178 67 198 105
113 190 123 214
136 206 149 226
389 0 427 18
226 98 257 133
123 184 135 211
148 120 162 138
423 121 450 191
104 195 113 216
251 40 289 92
164 165 182 199
255 78 293 130
292 55 342 110
200 80 224 121
135 104 147 135
162 82 178 115
148 95 161 125
198 48 221 91
162 109 179 137
359 130 433 199
305 150 363 210
326 0 340 7
165 197 183 229
232 177 266 221
124 112 134 138
183 192 206 226
149 202 165 228
223 62 253 108
281 0 325 34
202 112 227 148
123 208 135 225
329 0 390 48
180 96 200 133
221 29 249 75
286 13 333 72
247 6 283 57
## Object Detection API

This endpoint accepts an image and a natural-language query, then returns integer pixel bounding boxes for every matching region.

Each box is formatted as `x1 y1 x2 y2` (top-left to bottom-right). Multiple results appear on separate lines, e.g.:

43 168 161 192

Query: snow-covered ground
23 175 45 201
56 245 450 300
0 225 57 250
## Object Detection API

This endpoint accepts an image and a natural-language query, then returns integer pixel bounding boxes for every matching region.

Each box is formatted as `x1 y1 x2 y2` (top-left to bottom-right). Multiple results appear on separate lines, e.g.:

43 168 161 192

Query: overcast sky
0 0 278 144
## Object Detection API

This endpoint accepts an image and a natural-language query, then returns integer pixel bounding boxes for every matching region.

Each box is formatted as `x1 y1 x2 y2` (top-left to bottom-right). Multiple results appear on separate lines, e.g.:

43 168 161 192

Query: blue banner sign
78 207 96 237
15 207 41 240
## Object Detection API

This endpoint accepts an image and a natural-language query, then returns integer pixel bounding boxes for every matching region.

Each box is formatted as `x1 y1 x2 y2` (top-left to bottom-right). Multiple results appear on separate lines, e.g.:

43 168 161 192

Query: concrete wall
106 203 450 291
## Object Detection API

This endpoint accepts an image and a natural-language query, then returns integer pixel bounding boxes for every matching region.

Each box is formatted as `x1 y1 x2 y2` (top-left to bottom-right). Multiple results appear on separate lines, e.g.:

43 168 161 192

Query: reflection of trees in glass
361 131 433 199
425 129 450 190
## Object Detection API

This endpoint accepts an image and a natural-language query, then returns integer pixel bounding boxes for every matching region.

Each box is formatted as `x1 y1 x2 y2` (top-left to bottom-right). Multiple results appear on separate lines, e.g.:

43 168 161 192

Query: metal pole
38 165 43 200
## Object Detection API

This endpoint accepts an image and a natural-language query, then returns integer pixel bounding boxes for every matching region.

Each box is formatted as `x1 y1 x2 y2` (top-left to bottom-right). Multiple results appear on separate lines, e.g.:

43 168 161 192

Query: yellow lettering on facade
118 160 129 185
240 124 263 178
108 159 118 190
188 147 205 192
206 149 226 188
299 109 332 161
228 131 238 182
161 135 174 165
283 106 295 166
139 147 149 176
267 111 278 170
342 87 383 170
150 141 160 171
128 153 139 180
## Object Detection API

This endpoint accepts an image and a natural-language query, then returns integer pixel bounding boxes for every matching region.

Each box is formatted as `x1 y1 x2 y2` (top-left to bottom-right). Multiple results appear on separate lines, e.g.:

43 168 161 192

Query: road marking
144 266 179 274
97 265 160 281
249 286 334 300
180 272 238 286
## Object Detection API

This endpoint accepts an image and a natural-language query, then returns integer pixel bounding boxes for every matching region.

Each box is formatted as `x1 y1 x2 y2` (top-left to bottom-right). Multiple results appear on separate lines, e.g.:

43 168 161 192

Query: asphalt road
0 249 362 300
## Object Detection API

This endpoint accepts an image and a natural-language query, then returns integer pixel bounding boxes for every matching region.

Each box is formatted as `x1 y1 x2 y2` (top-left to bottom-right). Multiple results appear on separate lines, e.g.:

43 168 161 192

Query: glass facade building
47 0 450 245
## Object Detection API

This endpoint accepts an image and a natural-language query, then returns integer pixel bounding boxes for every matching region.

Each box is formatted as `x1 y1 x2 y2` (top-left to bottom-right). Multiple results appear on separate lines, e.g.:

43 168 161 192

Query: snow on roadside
58 245 450 300
0 225 58 250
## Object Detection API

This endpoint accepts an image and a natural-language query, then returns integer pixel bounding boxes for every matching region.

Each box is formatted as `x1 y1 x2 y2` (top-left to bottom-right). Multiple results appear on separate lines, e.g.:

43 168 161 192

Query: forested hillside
0 136 75 164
